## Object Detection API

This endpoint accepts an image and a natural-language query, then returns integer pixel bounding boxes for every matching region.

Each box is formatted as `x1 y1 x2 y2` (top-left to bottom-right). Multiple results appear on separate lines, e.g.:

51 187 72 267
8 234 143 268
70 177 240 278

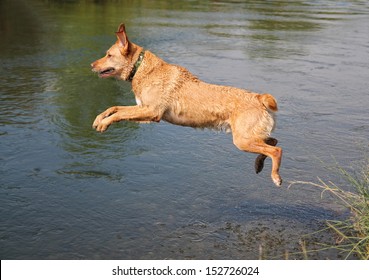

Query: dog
91 23 282 186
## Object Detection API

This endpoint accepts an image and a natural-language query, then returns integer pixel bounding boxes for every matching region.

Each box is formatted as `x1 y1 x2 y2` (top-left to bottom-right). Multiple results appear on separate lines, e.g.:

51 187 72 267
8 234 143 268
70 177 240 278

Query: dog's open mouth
98 67 115 78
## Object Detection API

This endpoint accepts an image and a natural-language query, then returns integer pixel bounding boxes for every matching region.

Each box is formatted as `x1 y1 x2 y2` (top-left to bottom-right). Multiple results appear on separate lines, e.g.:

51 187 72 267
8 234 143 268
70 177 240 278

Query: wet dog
91 23 282 186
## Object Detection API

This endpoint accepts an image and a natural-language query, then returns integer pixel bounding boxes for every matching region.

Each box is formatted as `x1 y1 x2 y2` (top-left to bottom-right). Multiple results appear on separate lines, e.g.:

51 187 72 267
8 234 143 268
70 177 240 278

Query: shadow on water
0 0 368 259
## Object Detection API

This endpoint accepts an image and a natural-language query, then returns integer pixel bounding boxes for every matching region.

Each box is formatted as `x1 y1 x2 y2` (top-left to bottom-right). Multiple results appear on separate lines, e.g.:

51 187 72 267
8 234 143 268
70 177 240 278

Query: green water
0 0 368 259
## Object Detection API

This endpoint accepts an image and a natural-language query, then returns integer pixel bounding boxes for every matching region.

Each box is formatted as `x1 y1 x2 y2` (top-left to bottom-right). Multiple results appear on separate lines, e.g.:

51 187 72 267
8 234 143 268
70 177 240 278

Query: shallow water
0 0 368 259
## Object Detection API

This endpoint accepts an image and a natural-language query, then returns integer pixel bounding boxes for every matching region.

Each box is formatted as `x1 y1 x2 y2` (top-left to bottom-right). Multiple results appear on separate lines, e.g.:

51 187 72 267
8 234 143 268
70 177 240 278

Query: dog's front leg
92 105 161 132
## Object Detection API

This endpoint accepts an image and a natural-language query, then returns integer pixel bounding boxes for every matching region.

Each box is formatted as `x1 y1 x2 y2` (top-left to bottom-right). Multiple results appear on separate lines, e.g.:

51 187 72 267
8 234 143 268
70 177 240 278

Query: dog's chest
135 96 142 106
133 84 162 107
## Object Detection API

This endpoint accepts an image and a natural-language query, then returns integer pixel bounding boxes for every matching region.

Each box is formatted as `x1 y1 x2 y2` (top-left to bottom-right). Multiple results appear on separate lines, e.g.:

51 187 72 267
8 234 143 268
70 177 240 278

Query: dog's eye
107 53 112 58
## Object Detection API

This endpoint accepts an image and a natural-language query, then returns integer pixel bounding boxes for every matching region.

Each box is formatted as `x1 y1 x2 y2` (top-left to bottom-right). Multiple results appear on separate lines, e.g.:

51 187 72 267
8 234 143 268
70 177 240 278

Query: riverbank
291 160 369 259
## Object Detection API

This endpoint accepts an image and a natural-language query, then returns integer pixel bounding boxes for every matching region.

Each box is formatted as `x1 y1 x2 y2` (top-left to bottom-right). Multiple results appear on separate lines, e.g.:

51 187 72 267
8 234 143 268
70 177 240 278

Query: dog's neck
128 50 145 81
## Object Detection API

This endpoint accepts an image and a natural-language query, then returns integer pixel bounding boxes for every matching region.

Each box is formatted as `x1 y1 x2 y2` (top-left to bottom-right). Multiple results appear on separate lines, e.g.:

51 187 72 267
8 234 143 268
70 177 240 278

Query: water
0 0 368 259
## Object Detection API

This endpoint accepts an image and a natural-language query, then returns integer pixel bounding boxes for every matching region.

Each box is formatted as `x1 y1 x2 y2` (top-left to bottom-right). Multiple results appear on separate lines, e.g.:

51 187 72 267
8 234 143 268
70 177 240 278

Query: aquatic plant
289 161 369 259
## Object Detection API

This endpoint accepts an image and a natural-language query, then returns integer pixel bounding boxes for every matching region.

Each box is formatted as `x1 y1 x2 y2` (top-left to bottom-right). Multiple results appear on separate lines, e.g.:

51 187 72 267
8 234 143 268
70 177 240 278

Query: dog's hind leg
254 137 278 174
233 134 282 186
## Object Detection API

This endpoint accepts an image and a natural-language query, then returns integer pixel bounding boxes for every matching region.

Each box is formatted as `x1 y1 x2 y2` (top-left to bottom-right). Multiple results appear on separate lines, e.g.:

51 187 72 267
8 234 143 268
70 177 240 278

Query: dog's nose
90 62 95 68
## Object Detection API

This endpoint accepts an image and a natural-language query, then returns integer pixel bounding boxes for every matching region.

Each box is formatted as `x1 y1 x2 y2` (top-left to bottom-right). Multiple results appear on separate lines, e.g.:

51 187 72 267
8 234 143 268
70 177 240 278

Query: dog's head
91 23 142 81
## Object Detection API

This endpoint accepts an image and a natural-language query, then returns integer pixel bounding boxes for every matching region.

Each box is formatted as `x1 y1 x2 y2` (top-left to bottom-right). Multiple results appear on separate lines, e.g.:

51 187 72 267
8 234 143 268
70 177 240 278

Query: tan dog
91 23 282 186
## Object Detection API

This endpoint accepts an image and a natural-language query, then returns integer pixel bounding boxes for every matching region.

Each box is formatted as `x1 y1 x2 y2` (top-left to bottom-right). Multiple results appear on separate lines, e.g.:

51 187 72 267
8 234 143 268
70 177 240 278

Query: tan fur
91 23 282 186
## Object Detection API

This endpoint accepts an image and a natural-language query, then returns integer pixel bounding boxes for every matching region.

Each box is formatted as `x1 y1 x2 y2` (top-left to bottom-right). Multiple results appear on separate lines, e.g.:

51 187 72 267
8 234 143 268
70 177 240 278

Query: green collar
128 50 145 81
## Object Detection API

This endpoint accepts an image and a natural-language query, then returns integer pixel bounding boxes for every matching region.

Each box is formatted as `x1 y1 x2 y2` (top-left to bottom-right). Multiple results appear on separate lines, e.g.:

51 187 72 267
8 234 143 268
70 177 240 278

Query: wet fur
91 23 282 186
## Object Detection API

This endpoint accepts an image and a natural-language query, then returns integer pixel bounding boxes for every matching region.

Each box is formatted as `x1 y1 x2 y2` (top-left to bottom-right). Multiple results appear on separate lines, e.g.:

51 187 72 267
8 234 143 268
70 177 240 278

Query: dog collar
128 50 145 81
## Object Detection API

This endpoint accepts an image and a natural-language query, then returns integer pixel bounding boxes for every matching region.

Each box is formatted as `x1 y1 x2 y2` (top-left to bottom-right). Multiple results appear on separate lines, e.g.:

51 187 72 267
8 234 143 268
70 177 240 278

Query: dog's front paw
92 115 111 132
92 115 102 129
92 106 119 132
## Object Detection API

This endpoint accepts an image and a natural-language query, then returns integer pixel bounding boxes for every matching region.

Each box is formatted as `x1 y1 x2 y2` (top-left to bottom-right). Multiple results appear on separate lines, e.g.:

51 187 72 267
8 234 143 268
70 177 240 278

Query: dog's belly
162 108 232 132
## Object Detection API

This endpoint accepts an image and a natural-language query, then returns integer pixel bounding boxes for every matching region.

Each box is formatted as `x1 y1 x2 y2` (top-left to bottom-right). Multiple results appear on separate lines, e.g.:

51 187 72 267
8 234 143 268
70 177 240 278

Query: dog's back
133 51 276 137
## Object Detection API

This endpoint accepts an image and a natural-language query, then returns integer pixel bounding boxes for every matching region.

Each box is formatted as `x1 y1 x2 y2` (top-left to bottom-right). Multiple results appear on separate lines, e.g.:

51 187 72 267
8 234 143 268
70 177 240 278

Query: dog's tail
258 93 278 112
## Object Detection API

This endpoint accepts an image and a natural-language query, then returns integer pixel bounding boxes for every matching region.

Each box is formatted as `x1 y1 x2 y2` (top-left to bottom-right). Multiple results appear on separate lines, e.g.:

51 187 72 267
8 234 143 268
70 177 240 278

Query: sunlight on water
0 0 368 259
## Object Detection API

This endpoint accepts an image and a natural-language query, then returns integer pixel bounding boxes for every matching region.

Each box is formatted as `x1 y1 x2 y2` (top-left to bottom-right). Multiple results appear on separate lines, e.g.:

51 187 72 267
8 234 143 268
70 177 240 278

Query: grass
289 160 369 259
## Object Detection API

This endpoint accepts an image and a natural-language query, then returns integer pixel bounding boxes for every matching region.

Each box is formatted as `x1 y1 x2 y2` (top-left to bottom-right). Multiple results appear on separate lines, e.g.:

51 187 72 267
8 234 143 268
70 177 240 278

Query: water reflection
0 1 52 130
1 0 368 259
0 0 44 56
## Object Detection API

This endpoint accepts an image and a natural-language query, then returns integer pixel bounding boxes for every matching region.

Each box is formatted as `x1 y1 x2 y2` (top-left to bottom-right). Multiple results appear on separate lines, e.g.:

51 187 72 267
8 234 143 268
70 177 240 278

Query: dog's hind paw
254 154 266 174
272 174 282 187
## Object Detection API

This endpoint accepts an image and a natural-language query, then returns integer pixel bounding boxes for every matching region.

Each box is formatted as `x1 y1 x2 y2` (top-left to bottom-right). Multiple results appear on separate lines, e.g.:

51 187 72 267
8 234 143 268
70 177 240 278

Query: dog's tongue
99 67 114 75
98 68 115 78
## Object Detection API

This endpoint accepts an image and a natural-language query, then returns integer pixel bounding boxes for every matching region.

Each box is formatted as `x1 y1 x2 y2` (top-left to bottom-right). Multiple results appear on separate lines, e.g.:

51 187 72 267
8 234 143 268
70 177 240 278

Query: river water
0 0 368 259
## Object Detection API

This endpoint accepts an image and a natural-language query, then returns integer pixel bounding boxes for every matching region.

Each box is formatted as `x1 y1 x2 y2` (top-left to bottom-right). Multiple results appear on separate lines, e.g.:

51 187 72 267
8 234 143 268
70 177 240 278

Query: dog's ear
115 23 130 55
